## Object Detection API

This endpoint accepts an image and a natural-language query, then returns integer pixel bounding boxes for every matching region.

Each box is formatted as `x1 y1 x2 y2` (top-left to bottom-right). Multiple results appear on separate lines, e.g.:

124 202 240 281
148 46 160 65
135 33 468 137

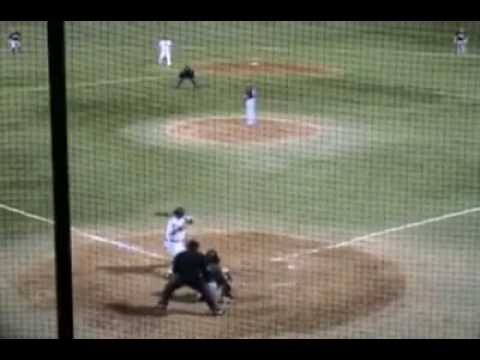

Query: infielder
158 39 173 66
454 28 468 56
164 207 193 273
8 31 22 54
244 85 257 126
177 65 197 89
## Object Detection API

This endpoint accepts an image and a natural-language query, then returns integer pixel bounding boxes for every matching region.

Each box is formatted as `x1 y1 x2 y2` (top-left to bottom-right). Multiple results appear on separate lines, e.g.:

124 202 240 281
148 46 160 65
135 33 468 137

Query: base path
194 62 342 77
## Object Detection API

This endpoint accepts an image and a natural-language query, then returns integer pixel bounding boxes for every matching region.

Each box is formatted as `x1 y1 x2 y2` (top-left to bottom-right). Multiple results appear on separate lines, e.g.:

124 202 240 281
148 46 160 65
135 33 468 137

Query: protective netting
0 21 56 338
1 21 480 338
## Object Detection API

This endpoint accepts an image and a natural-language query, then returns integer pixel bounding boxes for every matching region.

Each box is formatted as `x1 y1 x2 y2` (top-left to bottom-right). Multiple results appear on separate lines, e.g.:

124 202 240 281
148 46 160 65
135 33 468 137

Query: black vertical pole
47 21 74 339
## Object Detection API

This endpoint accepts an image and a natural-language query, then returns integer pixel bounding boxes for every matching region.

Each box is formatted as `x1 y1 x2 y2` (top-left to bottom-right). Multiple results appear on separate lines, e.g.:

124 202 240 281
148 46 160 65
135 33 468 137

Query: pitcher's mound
167 118 321 144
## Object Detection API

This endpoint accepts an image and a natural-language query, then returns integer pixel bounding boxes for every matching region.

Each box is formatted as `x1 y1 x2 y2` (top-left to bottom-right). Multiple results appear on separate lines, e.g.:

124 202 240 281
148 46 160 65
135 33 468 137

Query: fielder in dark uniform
176 65 197 89
158 240 225 316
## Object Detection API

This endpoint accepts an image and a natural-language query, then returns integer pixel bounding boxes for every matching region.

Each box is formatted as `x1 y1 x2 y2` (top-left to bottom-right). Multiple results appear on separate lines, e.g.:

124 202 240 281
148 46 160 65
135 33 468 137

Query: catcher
198 249 234 304
177 65 197 89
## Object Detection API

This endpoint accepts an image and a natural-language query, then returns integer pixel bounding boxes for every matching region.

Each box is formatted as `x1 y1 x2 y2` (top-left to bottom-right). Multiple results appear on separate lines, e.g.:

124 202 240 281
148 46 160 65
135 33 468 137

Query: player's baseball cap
206 249 220 264
173 207 185 218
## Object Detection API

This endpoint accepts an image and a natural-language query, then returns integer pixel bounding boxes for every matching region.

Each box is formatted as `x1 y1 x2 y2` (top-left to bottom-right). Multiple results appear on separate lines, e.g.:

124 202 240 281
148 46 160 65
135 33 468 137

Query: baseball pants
160 275 219 312
159 51 171 66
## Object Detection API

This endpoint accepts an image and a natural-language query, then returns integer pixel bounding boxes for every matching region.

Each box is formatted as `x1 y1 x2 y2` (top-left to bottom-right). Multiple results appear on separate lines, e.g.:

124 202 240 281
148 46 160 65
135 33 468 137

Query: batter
164 207 193 262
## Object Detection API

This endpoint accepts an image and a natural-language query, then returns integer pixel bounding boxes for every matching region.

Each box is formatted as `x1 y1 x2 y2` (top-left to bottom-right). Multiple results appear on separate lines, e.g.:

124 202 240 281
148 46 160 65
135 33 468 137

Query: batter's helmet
173 207 185 218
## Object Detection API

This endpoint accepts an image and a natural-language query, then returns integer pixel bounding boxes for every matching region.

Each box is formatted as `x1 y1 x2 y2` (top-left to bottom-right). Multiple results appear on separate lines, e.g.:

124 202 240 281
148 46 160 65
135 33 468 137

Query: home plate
250 62 259 66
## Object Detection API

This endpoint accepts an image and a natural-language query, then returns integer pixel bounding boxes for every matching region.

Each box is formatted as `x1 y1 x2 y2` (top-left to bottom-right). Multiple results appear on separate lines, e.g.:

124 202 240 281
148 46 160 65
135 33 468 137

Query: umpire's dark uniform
159 240 223 315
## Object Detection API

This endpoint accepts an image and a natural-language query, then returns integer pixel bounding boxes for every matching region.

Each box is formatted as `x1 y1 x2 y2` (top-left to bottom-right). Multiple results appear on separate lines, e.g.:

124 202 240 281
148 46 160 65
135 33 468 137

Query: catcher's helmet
206 249 221 264
173 207 185 218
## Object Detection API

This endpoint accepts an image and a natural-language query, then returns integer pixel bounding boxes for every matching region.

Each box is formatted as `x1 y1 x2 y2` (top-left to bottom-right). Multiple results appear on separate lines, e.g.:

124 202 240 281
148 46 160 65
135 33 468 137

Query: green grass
1 21 480 338
1 21 479 230
1 21 479 235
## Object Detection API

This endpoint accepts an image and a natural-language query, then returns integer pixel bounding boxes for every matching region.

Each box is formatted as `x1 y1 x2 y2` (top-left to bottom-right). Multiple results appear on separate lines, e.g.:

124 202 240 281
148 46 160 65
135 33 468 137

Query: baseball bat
154 211 171 217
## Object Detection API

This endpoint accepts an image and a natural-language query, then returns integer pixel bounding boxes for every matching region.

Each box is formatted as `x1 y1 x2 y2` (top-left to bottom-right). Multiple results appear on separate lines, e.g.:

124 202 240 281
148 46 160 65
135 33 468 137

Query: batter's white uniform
158 39 172 66
244 88 257 126
164 215 187 258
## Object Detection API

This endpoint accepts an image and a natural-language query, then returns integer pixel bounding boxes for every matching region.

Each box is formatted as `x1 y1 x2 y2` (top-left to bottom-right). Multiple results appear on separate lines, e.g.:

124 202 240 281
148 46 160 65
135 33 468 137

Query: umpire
158 240 225 316
176 65 197 89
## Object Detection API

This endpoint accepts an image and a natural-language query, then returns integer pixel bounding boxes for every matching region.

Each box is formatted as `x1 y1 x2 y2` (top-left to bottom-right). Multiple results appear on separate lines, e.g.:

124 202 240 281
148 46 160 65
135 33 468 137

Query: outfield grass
1 21 479 338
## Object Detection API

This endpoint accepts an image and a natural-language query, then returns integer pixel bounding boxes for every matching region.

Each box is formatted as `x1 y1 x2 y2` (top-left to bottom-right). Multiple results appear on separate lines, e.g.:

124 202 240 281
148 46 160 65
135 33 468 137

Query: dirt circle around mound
195 62 342 77
166 118 323 145
16 231 405 338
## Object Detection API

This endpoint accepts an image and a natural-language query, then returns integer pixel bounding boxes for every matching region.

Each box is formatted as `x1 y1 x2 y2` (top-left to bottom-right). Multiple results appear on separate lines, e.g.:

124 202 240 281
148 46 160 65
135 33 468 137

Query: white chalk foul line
271 206 480 262
0 203 165 260
330 206 480 250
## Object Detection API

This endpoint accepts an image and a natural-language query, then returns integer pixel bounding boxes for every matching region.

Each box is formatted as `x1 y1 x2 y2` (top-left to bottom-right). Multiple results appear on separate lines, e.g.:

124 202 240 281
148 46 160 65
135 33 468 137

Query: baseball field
1 21 480 338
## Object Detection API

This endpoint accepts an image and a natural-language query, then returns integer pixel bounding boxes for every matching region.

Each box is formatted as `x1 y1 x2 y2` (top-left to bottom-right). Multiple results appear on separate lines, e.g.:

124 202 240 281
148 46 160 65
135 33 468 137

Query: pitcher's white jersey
244 87 257 126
